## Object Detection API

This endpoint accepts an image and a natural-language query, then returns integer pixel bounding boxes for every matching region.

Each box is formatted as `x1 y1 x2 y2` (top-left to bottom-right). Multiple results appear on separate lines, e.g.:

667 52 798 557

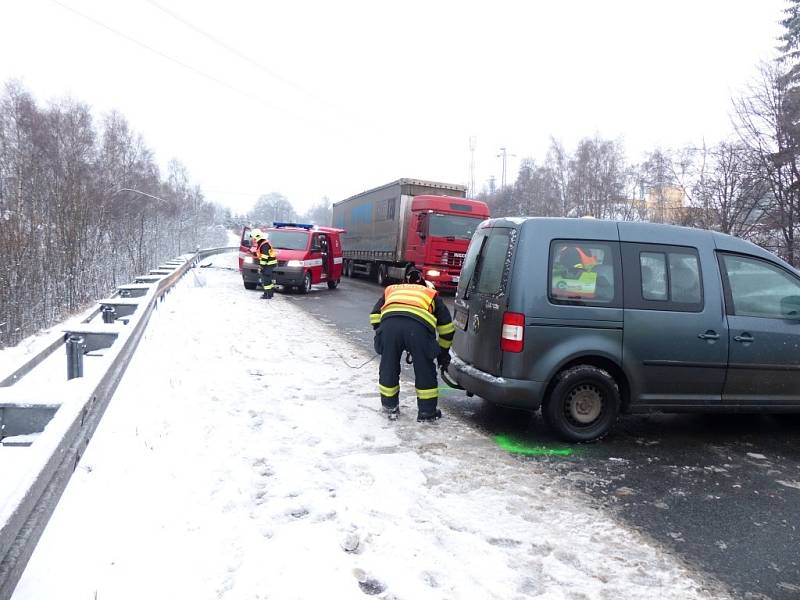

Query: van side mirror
781 295 800 319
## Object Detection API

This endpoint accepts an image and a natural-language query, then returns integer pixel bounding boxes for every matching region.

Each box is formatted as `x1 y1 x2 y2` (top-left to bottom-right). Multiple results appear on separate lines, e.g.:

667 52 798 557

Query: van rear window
473 230 512 295
550 241 617 305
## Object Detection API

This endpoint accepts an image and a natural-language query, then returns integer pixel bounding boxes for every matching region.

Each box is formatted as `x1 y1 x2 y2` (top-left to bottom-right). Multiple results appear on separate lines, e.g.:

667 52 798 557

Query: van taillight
500 311 525 353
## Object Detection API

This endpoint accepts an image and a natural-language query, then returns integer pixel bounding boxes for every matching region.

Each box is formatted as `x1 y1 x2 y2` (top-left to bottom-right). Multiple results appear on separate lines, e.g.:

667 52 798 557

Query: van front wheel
301 272 312 294
542 365 620 442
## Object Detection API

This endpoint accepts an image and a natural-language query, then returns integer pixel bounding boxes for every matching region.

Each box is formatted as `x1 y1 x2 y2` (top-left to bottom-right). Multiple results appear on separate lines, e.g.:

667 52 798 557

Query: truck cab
238 223 345 293
403 196 490 291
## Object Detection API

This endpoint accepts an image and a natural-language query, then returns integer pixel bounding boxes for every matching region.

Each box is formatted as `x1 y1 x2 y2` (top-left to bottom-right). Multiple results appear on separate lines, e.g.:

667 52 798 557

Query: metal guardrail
0 246 237 600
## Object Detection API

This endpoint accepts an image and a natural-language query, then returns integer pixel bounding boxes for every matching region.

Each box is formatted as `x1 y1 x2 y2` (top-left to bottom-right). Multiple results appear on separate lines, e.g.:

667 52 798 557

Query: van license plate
453 309 468 330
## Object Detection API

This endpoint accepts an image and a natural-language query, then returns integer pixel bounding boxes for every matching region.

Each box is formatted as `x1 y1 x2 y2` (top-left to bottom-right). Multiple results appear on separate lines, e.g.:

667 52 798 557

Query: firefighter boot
417 399 442 422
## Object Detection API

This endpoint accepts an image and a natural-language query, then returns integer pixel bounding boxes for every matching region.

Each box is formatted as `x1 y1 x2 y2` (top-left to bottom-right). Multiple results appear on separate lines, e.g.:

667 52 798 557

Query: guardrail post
66 335 85 380
101 305 116 323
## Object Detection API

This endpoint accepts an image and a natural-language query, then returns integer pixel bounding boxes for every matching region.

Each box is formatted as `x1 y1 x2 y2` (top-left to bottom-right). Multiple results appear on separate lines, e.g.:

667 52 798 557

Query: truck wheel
327 279 339 290
345 260 353 278
377 264 388 287
243 281 257 290
542 365 620 442
301 272 312 294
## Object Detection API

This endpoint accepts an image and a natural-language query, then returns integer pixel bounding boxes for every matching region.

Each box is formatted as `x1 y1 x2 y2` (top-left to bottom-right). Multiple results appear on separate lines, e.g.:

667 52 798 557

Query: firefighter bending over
251 229 278 299
369 268 455 422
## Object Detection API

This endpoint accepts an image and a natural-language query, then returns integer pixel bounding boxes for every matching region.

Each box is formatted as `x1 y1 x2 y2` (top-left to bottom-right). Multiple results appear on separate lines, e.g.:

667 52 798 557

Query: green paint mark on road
496 435 574 457
438 386 460 395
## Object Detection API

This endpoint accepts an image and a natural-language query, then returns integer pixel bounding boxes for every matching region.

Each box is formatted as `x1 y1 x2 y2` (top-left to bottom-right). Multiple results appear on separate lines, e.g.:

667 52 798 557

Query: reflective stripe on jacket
256 240 278 266
369 283 455 348
383 284 437 329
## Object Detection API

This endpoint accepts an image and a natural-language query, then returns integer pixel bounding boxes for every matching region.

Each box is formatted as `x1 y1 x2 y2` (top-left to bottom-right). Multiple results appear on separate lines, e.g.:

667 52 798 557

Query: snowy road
11 252 727 599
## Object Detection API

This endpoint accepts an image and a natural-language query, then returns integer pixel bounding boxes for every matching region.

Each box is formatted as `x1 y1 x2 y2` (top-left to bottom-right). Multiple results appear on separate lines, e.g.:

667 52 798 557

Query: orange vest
383 283 437 312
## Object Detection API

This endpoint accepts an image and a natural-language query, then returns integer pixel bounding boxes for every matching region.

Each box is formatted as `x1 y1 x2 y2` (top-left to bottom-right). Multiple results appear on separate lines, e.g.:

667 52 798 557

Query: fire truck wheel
301 272 312 294
327 279 339 290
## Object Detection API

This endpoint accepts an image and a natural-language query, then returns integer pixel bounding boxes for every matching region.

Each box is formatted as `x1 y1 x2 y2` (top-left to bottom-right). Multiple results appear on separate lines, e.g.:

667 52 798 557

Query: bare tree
545 138 571 217
683 141 768 238
734 62 800 264
567 136 627 219
250 192 298 225
302 197 332 226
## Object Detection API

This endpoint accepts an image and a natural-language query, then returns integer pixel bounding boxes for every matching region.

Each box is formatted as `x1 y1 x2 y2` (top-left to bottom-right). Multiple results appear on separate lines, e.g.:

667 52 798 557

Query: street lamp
107 187 169 205
113 188 169 204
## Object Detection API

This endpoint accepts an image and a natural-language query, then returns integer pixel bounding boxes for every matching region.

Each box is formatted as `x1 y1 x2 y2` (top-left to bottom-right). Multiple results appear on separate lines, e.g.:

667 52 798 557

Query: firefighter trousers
374 316 439 414
259 265 274 298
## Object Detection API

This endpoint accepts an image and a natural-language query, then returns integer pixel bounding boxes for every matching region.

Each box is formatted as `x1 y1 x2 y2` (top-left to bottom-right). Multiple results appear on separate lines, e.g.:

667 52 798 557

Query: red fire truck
238 222 346 293
331 179 490 291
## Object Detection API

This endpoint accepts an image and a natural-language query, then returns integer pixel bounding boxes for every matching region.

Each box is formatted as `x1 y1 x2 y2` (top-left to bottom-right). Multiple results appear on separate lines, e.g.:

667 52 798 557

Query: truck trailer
331 179 490 291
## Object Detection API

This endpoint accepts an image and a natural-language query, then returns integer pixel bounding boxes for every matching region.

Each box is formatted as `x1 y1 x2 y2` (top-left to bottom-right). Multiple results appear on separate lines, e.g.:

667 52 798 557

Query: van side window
623 244 703 312
640 252 668 300
721 254 800 319
473 231 512 295
550 241 617 305
669 253 702 304
639 251 701 305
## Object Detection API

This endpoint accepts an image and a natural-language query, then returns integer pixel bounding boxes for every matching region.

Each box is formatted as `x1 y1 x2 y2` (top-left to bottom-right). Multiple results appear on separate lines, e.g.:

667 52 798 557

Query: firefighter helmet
251 228 263 241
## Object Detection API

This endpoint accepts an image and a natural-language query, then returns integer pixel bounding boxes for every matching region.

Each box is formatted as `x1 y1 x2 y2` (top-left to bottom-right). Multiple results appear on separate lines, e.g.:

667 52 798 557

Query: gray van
447 217 800 442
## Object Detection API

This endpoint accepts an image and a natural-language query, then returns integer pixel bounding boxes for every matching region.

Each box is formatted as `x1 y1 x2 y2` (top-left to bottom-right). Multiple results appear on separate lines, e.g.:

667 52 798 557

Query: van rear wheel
542 365 620 442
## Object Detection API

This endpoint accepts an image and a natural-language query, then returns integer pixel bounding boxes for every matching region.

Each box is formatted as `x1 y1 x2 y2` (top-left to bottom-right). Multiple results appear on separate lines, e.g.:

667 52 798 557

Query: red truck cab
404 196 490 291
238 223 346 293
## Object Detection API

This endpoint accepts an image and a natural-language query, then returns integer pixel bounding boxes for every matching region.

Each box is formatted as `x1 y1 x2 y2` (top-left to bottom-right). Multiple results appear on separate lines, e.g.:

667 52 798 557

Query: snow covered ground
10 251 727 600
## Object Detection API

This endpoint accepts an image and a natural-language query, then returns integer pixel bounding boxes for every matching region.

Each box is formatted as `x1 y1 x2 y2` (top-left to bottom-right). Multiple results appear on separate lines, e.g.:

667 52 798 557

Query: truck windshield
267 230 309 250
429 214 483 239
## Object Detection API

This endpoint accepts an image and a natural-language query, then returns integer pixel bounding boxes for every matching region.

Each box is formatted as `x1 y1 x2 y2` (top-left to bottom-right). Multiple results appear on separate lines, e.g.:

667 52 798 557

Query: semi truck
331 178 490 291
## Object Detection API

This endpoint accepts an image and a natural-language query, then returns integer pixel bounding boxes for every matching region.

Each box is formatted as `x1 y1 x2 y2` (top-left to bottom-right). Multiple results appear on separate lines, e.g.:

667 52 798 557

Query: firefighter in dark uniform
251 229 278 299
369 268 455 421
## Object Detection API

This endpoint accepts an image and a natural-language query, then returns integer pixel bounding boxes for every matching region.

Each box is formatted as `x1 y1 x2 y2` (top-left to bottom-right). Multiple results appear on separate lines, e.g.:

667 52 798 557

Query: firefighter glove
436 348 451 369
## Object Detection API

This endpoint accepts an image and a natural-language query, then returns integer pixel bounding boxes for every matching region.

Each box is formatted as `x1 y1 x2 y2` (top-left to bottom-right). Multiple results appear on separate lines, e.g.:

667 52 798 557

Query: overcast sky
1 0 787 215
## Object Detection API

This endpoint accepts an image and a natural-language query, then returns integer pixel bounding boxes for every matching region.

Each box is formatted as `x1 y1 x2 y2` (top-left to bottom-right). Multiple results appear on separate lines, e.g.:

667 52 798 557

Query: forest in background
0 81 229 347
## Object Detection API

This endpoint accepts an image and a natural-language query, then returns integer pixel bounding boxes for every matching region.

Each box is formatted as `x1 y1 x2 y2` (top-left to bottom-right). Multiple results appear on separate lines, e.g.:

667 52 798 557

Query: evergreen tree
780 0 800 84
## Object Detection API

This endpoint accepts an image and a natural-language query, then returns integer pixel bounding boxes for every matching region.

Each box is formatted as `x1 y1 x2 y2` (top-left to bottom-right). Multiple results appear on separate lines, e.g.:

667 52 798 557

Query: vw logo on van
471 314 480 333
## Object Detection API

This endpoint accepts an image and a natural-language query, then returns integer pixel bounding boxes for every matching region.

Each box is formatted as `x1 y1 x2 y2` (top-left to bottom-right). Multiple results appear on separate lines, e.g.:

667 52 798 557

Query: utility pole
496 147 516 190
469 136 477 198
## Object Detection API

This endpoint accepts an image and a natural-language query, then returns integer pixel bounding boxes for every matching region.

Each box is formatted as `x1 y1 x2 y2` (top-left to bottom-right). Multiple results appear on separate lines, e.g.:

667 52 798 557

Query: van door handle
697 331 720 340
734 333 754 343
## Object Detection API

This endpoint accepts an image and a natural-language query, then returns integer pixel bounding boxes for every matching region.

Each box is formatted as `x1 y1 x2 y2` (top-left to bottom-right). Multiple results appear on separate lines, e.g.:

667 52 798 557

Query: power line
143 0 371 128
49 0 333 131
